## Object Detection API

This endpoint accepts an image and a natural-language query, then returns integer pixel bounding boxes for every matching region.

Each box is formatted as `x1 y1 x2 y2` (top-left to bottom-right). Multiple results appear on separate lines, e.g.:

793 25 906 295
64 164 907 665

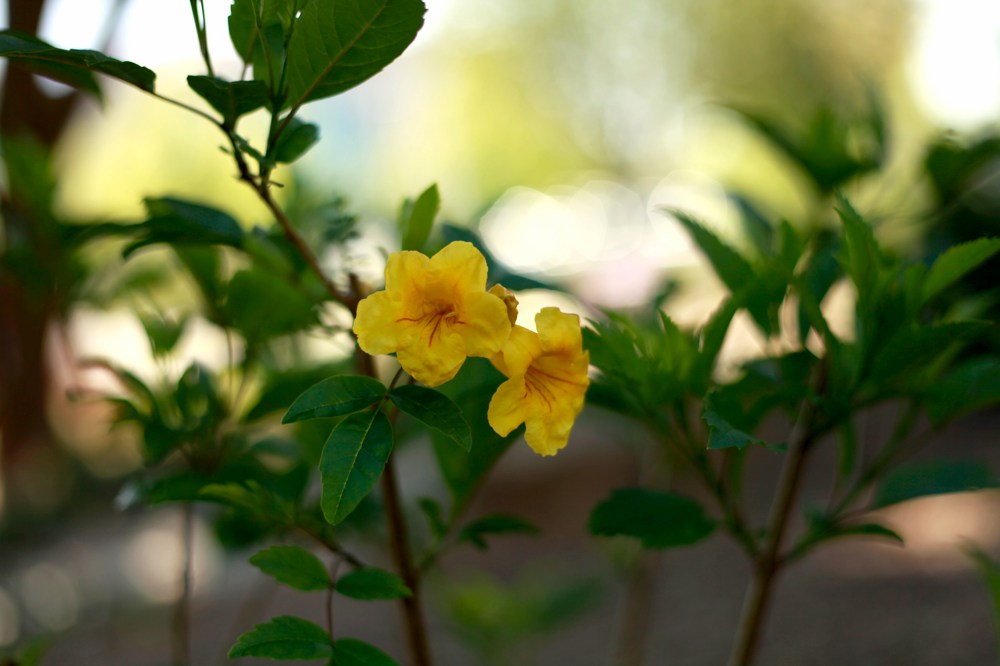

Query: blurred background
1 0 1000 663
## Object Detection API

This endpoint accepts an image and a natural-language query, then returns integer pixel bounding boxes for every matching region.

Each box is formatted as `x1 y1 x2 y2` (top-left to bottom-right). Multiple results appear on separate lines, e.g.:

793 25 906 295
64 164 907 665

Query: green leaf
459 514 539 550
926 356 1000 425
320 409 393 525
228 0 260 63
335 567 411 600
0 30 155 97
399 184 440 252
965 544 1000 660
228 615 333 659
669 210 756 293
284 375 386 423
138 312 188 357
187 75 269 126
124 197 245 257
922 237 1000 305
274 117 320 163
332 638 400 666
829 522 904 544
588 487 716 549
874 460 997 508
389 384 471 451
249 545 331 591
283 0 426 110
224 269 320 342
418 497 447 538
867 321 985 384
835 195 882 299
703 397 769 450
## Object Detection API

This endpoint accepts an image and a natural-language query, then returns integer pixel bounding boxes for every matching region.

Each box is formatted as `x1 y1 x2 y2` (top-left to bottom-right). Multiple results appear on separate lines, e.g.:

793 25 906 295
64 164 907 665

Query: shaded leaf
187 75 269 126
669 210 756 293
389 384 471 451
332 638 400 666
284 375 386 423
228 615 332 659
320 409 393 525
336 567 411 600
703 396 769 450
250 545 331 591
922 237 1000 305
588 487 715 549
874 460 997 508
0 30 155 96
274 117 320 163
459 514 539 550
926 356 1000 425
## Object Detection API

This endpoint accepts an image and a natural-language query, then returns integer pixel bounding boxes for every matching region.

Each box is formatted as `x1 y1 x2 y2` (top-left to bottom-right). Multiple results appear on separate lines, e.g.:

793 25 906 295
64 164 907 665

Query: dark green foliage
320 409 394 525
274 118 321 163
389 384 472 451
335 567 411 600
228 615 333 659
187 76 269 127
459 514 540 550
874 460 997 508
0 30 155 97
124 197 245 257
589 487 715 549
284 375 386 423
332 638 400 666
250 545 332 591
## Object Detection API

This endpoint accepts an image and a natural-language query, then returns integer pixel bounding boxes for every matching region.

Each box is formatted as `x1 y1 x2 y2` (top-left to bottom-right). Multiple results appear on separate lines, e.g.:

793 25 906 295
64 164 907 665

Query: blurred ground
6 407 995 666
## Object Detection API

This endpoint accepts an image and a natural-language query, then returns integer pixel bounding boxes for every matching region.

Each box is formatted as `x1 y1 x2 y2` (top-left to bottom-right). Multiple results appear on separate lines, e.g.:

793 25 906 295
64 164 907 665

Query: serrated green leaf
284 375 386 423
228 615 333 659
336 567 411 600
835 195 882 299
922 237 1000 305
250 545 331 591
399 183 440 252
874 460 997 508
187 75 269 126
459 514 539 550
320 409 393 525
0 30 155 96
588 487 715 549
283 0 426 110
274 117 320 163
669 210 756 293
703 399 768 450
332 638 400 666
868 321 986 384
926 356 1000 425
389 384 471 451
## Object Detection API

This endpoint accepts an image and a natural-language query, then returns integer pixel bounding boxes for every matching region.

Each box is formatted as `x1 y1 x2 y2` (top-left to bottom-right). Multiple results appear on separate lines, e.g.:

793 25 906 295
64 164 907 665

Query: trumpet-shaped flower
488 307 590 456
353 241 511 387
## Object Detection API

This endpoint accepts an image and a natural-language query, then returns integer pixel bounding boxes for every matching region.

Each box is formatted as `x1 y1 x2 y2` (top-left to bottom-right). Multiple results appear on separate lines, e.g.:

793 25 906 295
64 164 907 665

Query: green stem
187 0 215 77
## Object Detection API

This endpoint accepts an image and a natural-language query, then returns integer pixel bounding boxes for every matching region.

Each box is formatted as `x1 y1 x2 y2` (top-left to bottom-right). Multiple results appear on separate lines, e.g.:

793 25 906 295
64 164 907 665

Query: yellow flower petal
488 284 519 328
384 250 430 294
429 241 487 292
498 326 543 377
487 375 529 437
536 307 583 354
353 290 406 355
524 413 574 456
457 291 511 357
396 325 467 387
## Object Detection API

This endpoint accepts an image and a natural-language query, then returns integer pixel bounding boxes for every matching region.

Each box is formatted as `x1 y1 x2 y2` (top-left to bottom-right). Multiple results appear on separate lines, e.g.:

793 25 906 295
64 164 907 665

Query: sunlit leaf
399 183 440 252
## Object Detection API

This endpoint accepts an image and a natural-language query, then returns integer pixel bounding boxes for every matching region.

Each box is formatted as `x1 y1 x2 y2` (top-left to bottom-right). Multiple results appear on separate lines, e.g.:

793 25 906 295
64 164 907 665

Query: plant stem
172 502 194 666
727 400 820 666
380 454 434 666
613 551 659 666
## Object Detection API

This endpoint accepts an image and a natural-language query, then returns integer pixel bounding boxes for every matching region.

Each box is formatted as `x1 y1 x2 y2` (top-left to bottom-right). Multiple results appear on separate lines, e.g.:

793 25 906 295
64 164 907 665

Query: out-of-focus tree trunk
0 0 78 518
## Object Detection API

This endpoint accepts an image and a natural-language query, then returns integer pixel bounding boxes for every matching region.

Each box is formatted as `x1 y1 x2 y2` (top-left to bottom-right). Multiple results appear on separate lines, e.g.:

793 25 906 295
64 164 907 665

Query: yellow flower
353 241 512 387
487 307 590 456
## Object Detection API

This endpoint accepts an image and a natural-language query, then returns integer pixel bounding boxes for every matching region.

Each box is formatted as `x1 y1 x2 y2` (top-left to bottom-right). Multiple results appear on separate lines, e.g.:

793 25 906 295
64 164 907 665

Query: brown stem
380 454 433 666
727 405 819 666
613 551 660 666
172 502 194 666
